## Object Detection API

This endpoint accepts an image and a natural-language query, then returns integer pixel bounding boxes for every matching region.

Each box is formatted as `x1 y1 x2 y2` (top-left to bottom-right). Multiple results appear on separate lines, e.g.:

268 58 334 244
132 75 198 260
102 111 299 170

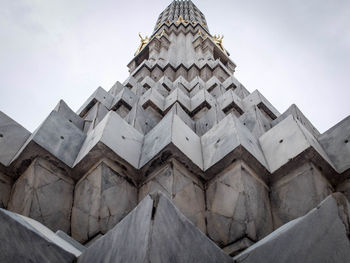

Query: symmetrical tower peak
154 0 209 33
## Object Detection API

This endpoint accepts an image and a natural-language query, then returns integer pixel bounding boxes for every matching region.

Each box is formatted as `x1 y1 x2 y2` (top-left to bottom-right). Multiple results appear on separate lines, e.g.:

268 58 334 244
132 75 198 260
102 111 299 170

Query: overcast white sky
1 0 349 133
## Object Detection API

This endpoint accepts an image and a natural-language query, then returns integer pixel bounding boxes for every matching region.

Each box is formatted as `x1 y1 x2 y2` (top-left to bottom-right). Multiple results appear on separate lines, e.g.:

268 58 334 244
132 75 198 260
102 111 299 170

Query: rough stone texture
0 0 349 261
270 162 333 228
318 115 350 173
8 158 74 233
72 161 137 243
0 172 12 208
139 159 206 232
206 161 273 247
78 192 232 263
234 193 350 263
0 208 76 262
259 115 333 173
0 111 30 166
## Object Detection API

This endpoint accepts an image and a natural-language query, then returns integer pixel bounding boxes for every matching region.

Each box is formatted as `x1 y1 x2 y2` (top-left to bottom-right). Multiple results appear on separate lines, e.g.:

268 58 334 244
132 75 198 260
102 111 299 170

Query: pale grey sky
1 0 349 133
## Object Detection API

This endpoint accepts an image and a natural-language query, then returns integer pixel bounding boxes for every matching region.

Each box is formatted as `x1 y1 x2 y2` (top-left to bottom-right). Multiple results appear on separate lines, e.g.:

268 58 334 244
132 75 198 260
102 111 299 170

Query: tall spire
153 0 209 33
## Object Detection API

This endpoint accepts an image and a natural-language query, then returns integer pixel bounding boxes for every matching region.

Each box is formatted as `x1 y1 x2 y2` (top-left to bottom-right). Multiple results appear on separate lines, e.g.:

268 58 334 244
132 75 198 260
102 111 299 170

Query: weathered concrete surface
56 230 87 253
239 106 271 138
0 111 31 166
139 160 206 233
72 161 137 243
74 111 143 169
12 110 86 167
0 172 12 208
242 90 280 120
259 115 334 173
234 193 350 263
271 104 320 138
8 158 74 233
0 208 76 262
206 161 273 247
77 86 114 117
54 100 84 131
201 114 268 177
270 162 333 228
78 192 232 263
318 115 350 174
140 111 203 170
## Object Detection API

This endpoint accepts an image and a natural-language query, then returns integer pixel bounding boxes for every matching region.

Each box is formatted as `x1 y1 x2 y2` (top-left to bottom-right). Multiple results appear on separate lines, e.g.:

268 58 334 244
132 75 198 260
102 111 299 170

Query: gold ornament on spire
176 16 185 25
212 34 226 54
134 33 150 56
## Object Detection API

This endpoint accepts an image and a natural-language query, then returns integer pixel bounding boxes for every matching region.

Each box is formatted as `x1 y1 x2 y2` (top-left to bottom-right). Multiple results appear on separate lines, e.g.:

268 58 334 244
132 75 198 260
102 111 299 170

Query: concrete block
206 161 272 246
108 81 125 96
201 114 268 176
139 111 203 170
111 86 137 113
167 102 195 131
0 111 31 166
82 102 109 133
139 160 206 232
8 158 74 233
0 172 12 208
13 110 86 167
270 162 333 228
125 104 157 134
72 162 137 243
217 89 244 116
242 90 280 120
54 100 84 131
0 208 78 262
318 115 350 173
271 104 320 138
191 89 216 112
233 84 250 99
77 87 114 117
140 87 165 113
164 87 191 112
259 115 334 173
75 111 143 169
234 193 350 263
78 192 232 263
195 104 225 136
239 106 272 138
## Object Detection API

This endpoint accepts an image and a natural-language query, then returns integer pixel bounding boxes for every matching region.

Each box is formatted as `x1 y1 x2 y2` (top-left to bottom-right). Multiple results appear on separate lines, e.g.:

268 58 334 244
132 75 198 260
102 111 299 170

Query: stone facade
0 0 349 261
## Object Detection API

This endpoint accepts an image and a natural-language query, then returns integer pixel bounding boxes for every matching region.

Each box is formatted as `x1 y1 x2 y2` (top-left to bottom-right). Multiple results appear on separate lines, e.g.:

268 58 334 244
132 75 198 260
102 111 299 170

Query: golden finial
197 29 202 36
176 16 184 25
212 34 226 54
166 20 170 25
134 33 150 56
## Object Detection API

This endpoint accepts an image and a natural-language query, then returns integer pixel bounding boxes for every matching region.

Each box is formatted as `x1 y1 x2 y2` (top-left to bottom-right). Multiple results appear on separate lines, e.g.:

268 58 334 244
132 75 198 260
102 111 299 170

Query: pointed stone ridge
77 191 232 263
1 0 350 260
233 193 350 263
0 208 80 262
154 0 209 33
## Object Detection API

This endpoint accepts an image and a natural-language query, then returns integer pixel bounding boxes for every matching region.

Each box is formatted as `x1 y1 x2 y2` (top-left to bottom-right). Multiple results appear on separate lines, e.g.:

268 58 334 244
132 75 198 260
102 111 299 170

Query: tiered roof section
0 0 349 261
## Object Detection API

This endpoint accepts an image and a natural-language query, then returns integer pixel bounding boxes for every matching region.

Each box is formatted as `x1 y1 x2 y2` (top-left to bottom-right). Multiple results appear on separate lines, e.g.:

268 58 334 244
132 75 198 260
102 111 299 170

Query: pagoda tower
0 1 350 262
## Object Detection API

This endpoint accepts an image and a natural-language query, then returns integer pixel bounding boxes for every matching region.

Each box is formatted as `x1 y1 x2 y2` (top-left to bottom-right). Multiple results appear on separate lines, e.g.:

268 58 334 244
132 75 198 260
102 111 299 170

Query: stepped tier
0 0 349 261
